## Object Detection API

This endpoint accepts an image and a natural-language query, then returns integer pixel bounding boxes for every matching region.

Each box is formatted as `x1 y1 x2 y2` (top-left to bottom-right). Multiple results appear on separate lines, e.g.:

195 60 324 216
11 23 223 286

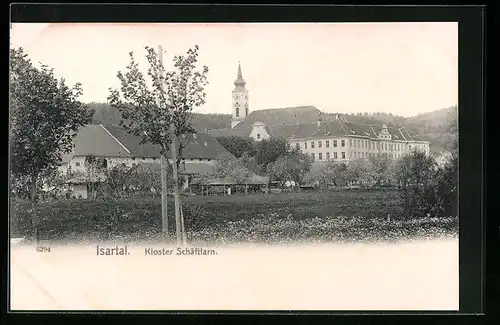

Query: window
311 142 315 148
349 139 352 146
75 162 80 167
257 133 261 140
305 142 308 149
318 153 323 160
326 141 330 148
311 153 315 161
334 140 338 147
357 140 360 147
295 143 300 149
334 152 338 159
341 152 345 159
361 141 364 149
353 140 357 148
318 141 322 148
326 152 330 160
341 140 345 147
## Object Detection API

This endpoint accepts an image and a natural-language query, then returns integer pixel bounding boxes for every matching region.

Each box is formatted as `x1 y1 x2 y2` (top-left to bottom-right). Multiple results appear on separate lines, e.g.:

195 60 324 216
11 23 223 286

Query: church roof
232 105 322 131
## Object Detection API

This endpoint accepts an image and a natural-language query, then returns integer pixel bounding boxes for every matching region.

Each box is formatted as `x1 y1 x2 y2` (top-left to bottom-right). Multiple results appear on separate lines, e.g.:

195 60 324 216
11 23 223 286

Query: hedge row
9 190 456 243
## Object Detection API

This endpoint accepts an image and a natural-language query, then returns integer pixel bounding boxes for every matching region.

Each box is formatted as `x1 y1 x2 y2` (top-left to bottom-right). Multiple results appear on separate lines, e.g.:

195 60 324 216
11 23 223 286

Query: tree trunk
160 153 169 238
170 130 182 248
180 205 187 246
30 174 38 244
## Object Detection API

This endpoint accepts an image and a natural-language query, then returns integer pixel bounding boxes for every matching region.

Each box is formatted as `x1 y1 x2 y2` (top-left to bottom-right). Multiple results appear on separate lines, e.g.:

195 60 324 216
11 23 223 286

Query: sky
10 23 457 117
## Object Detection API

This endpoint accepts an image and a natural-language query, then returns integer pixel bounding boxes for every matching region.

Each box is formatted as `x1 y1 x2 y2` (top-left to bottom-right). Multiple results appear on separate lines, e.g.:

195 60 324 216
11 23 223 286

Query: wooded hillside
86 102 457 154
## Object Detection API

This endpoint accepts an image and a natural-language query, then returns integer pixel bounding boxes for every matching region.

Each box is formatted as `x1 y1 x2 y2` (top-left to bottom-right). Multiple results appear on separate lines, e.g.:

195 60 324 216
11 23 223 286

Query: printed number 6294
36 246 51 252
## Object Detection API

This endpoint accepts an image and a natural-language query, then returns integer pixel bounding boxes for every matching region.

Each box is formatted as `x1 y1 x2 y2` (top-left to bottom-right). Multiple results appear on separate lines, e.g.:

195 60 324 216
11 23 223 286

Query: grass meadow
10 189 458 244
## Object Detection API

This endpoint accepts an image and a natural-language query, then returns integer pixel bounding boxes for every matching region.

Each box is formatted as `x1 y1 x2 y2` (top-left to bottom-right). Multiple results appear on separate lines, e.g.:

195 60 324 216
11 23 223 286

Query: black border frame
7 3 486 322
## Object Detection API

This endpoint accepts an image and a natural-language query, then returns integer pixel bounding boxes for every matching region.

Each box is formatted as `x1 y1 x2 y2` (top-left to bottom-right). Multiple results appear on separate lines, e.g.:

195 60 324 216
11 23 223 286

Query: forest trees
10 47 93 242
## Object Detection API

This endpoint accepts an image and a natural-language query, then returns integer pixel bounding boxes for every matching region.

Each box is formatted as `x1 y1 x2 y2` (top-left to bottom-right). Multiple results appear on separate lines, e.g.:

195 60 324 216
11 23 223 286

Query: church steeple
234 62 246 87
231 62 249 129
237 62 243 79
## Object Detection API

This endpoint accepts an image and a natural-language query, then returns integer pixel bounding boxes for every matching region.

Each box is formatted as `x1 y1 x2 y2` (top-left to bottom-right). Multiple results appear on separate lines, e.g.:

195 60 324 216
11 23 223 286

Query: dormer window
256 134 261 140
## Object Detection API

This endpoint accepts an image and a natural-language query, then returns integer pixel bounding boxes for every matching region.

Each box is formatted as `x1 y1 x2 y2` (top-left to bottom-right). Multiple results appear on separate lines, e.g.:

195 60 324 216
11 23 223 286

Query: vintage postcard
9 22 458 311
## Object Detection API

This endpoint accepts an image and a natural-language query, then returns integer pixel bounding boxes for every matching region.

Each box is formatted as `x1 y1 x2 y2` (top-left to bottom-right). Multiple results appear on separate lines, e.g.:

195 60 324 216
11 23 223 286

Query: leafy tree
102 163 140 198
239 151 259 174
366 154 396 186
215 136 255 158
394 150 439 216
254 137 289 170
108 45 208 170
108 45 209 244
204 152 254 184
346 159 372 186
83 155 107 200
434 153 458 216
305 160 349 188
129 163 176 197
10 47 93 241
266 148 311 188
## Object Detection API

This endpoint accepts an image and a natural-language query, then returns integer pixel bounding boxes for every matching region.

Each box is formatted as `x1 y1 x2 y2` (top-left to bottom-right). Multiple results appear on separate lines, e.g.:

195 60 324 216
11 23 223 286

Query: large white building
208 63 430 163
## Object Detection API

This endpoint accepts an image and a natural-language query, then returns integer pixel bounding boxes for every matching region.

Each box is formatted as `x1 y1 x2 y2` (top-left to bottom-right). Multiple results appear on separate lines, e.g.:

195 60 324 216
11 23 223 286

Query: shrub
394 150 458 217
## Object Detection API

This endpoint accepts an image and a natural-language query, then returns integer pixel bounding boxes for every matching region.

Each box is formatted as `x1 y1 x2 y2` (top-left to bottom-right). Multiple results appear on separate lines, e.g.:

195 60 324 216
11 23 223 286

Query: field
10 189 458 244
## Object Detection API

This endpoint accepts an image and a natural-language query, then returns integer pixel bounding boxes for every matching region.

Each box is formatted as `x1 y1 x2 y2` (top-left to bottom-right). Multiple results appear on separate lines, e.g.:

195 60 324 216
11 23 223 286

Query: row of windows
297 140 346 150
309 151 408 161
350 152 405 159
310 152 346 161
295 139 427 152
349 139 409 151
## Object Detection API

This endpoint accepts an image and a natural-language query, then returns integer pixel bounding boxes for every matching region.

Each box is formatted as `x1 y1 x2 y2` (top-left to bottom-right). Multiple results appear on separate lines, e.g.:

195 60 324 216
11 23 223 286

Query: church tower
231 62 249 129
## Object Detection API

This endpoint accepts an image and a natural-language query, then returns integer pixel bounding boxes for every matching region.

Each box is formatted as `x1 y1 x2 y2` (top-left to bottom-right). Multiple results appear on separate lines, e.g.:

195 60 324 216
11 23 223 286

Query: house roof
64 124 233 160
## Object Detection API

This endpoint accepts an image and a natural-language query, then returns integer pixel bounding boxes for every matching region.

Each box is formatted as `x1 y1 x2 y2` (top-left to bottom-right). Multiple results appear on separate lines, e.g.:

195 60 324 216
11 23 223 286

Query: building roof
61 124 233 162
210 116 427 143
233 105 322 130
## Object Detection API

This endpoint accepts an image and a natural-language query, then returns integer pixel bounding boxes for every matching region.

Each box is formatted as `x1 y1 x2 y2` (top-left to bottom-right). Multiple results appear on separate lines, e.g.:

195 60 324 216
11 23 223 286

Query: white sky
10 23 457 117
